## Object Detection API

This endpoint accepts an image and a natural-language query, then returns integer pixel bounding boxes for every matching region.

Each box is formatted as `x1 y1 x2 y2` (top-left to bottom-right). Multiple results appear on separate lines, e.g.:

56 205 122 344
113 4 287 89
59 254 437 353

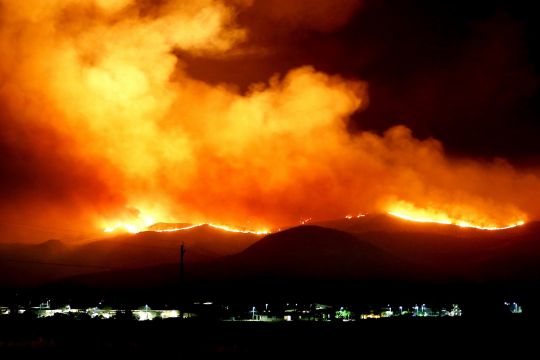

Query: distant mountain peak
37 239 66 249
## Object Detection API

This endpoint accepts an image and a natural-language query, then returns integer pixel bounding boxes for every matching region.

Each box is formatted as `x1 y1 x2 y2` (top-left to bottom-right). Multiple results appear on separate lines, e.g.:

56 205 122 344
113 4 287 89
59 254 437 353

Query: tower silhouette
180 241 185 284
179 241 185 318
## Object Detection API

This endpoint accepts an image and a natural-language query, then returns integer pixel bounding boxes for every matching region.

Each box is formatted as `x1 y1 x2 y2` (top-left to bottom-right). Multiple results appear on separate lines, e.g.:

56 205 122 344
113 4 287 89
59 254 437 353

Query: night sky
186 0 540 163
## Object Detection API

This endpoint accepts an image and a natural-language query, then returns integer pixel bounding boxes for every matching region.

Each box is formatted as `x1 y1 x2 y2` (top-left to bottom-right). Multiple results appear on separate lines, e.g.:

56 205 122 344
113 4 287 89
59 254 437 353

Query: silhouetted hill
315 213 527 239
50 219 540 304
54 226 417 297
5 216 540 304
0 240 80 287
76 224 261 268
137 224 262 255
0 225 262 287
203 225 412 279
315 215 540 279
473 222 540 280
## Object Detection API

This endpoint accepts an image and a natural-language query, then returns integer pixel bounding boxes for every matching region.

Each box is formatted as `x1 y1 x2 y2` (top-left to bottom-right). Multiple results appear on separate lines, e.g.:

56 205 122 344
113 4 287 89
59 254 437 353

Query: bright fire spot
386 204 526 231
345 214 366 219
104 215 156 234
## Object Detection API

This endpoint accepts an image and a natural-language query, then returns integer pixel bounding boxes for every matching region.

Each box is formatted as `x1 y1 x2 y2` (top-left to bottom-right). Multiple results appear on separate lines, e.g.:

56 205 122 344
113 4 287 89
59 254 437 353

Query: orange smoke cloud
0 0 539 240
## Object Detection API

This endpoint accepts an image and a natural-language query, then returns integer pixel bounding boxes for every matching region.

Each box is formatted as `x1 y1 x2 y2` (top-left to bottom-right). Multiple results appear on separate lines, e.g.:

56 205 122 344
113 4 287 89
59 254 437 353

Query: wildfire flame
387 202 526 231
104 215 157 234
152 223 271 235
104 220 270 235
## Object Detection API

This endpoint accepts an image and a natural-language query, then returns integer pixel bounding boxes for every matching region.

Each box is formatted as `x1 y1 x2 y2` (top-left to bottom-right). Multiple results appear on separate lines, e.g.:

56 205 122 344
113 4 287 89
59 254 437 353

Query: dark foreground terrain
0 317 536 356
2 217 540 355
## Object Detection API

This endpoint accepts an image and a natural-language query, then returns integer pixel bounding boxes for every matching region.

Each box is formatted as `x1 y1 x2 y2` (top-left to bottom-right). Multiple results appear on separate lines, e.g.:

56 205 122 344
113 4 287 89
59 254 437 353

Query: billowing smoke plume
0 0 538 240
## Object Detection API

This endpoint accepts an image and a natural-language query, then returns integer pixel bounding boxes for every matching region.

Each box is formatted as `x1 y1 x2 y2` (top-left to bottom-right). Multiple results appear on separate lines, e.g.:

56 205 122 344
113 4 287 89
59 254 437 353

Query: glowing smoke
0 0 538 240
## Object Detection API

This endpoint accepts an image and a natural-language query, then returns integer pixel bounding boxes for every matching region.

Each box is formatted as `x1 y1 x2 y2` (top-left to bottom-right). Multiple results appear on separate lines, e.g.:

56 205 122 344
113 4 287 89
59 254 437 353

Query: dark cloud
239 0 362 33
0 100 126 241
185 0 540 163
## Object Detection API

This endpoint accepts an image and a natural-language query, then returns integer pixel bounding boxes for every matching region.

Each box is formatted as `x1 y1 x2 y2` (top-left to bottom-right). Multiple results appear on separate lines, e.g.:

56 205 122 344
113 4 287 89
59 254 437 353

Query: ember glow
1 0 539 242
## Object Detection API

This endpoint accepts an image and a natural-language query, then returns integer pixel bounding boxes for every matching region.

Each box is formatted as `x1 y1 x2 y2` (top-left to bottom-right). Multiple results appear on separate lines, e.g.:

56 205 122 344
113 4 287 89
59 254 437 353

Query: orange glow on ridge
103 215 270 235
152 223 271 235
387 201 526 231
